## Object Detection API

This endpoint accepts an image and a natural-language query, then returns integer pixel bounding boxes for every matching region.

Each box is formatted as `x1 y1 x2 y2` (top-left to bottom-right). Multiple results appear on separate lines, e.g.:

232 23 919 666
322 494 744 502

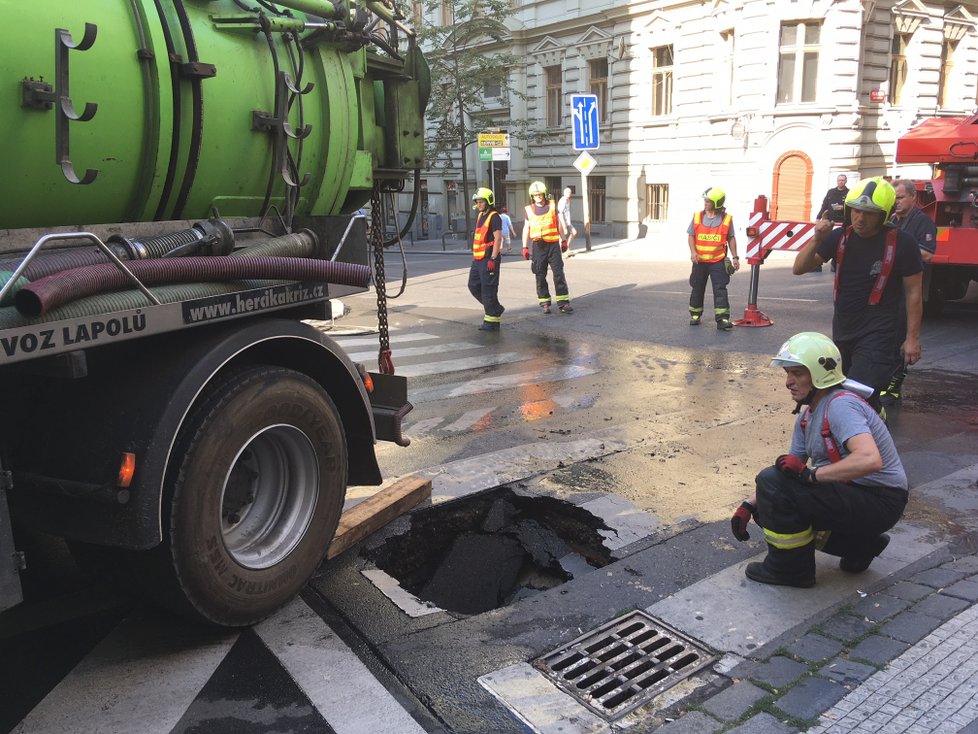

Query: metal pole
491 160 495 196
581 171 592 251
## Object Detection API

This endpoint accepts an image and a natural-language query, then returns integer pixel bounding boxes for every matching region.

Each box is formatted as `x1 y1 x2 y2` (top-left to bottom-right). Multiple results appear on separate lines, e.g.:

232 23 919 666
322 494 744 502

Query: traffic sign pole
581 171 591 251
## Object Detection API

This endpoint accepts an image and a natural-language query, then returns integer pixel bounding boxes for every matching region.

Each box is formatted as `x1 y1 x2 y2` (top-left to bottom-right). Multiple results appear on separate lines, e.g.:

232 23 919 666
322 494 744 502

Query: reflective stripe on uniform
763 525 815 550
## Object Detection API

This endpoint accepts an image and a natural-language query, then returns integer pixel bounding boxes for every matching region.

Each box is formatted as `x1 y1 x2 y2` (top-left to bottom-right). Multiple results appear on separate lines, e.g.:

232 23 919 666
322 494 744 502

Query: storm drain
533 610 716 720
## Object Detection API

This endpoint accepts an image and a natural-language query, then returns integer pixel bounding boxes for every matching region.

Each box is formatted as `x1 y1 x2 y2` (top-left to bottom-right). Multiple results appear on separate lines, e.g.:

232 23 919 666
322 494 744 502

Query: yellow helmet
845 177 896 221
528 181 548 198
703 187 726 208
770 332 845 389
471 187 494 208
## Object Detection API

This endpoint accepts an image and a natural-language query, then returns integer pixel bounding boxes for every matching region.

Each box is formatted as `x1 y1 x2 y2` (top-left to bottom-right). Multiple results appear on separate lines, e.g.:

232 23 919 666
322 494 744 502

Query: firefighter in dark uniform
793 177 923 417
522 181 573 314
688 186 739 330
467 187 504 331
730 332 909 588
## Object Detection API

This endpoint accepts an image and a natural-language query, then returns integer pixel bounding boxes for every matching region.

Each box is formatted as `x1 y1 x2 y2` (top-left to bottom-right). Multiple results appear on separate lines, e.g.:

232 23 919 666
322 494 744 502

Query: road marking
396 352 530 378
346 340 485 362
255 598 427 734
361 569 444 617
411 364 597 403
332 332 439 347
14 615 237 734
442 407 496 432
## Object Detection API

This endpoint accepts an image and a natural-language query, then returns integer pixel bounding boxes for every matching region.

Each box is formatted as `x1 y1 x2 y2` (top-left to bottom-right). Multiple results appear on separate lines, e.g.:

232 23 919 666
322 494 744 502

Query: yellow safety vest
524 201 560 243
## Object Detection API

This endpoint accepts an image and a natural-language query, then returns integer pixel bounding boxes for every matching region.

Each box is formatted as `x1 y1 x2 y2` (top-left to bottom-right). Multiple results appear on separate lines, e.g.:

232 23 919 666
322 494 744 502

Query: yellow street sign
573 151 597 175
478 132 509 148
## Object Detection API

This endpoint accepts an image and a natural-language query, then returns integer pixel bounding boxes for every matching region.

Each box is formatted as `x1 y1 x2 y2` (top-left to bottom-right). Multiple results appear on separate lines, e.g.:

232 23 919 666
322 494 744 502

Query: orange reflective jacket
473 210 498 260
524 201 560 243
693 211 733 263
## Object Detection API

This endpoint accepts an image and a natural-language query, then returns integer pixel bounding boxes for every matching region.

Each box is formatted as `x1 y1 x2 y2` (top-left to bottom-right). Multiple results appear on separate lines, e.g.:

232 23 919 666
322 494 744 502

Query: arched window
771 151 813 220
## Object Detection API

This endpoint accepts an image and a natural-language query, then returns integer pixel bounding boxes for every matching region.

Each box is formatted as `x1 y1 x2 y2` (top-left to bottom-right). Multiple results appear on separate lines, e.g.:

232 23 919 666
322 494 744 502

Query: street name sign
571 94 599 150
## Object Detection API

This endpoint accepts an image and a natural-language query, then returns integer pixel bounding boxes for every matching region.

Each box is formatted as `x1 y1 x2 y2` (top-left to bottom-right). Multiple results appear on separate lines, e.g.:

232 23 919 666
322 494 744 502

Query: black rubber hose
16 256 370 317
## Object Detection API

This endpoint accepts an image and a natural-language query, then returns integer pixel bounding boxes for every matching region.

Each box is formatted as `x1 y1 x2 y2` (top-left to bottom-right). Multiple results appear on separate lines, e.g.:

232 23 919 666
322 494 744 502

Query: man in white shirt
556 187 577 251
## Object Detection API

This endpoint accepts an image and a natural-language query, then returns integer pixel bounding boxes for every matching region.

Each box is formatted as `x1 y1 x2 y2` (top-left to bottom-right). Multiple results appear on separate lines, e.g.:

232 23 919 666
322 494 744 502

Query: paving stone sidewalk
655 540 978 733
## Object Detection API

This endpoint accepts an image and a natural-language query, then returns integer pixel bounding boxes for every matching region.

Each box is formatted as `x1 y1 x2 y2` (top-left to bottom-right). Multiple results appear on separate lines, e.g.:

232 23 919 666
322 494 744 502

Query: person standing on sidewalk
880 179 937 406
522 181 573 314
688 186 739 330
499 206 517 253
730 332 909 588
557 187 578 251
793 176 923 417
468 187 505 332
818 174 850 273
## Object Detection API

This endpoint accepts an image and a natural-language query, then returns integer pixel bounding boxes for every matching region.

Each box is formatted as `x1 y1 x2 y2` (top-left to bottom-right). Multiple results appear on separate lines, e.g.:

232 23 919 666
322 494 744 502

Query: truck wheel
151 365 347 626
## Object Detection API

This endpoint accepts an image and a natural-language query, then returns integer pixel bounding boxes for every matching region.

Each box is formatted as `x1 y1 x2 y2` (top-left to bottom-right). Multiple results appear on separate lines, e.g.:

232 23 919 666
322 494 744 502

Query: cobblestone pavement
656 541 978 733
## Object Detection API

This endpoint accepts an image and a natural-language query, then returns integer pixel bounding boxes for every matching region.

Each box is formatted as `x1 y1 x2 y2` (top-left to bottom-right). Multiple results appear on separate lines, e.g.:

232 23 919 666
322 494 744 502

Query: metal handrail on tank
0 232 162 307
331 213 369 262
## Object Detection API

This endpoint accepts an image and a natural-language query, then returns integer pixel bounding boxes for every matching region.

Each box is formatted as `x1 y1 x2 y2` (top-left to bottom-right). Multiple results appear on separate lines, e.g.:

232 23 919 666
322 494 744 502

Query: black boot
745 543 816 588
840 534 890 573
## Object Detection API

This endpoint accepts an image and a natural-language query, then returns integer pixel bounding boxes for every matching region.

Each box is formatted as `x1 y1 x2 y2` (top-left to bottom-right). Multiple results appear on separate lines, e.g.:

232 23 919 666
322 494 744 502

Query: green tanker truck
0 0 428 626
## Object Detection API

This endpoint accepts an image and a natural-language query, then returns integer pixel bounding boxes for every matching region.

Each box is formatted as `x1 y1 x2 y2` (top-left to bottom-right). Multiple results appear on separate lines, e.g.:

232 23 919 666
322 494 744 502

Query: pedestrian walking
731 332 908 588
556 187 578 251
467 187 504 332
881 179 938 405
688 186 739 330
499 206 517 253
522 181 573 314
792 177 923 417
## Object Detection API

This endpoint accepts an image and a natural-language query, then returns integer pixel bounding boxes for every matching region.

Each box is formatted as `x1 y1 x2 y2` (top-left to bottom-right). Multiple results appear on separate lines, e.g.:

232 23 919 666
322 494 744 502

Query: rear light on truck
117 452 136 488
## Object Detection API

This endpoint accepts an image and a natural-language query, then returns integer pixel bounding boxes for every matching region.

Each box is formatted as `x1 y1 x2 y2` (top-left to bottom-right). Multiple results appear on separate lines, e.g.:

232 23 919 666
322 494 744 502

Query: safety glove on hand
487 258 497 275
560 240 569 252
522 247 530 261
730 501 755 541
776 454 816 483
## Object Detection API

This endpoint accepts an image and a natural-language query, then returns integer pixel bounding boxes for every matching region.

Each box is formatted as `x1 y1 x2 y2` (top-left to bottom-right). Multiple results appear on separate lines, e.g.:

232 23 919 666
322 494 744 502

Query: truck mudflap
0 469 25 612
368 371 413 447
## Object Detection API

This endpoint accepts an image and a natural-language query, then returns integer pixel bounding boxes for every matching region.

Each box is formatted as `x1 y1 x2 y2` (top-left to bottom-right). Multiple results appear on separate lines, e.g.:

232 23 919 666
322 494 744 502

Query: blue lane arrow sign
571 94 599 151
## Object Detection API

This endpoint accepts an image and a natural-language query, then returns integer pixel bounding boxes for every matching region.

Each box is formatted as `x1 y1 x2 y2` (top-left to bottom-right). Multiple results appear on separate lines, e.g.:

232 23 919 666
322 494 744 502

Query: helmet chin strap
792 387 817 414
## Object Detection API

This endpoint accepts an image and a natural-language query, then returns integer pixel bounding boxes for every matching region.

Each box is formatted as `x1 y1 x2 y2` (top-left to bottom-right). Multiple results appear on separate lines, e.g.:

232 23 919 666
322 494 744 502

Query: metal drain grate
533 610 716 720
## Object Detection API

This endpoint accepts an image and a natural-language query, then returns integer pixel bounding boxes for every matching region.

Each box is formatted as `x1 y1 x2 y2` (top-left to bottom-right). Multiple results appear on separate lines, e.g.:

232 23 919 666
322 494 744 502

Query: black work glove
731 501 755 542
775 454 816 483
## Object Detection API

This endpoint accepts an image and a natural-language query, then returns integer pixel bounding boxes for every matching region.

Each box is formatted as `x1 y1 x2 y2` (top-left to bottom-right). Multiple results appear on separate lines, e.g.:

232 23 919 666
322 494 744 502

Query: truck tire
146 365 347 626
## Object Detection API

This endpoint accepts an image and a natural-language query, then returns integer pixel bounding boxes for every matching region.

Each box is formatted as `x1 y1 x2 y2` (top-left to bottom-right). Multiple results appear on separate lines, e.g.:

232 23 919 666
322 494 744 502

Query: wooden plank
326 475 432 560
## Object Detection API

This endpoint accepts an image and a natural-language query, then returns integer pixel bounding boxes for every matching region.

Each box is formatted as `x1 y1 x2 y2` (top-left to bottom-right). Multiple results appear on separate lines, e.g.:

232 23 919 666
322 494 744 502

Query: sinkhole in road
366 488 614 615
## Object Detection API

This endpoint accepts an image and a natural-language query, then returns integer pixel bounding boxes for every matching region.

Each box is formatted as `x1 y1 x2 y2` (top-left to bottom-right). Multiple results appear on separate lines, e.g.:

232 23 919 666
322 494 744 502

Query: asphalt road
3 244 977 733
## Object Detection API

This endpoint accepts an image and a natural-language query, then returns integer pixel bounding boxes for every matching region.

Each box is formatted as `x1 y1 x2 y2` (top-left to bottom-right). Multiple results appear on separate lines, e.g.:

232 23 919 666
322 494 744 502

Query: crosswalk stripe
395 351 530 378
442 407 496 432
346 340 484 362
410 364 597 403
255 598 427 734
15 615 237 734
332 332 438 348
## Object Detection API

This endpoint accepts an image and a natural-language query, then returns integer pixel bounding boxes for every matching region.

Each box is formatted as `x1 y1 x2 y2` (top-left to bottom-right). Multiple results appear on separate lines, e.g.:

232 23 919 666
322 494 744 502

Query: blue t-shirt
789 390 908 490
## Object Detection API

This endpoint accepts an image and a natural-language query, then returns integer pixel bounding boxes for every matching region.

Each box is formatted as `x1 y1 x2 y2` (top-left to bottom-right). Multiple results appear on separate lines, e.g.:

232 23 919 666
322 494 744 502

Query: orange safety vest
693 211 733 263
524 201 560 243
472 210 498 260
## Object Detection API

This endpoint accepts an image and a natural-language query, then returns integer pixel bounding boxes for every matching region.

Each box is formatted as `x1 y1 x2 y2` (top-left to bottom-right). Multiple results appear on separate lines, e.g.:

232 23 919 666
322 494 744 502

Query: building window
938 38 959 108
545 177 561 198
651 45 673 116
589 58 609 121
777 21 820 104
545 65 562 127
646 184 668 222
890 33 910 105
484 81 502 99
589 176 606 223
719 30 735 108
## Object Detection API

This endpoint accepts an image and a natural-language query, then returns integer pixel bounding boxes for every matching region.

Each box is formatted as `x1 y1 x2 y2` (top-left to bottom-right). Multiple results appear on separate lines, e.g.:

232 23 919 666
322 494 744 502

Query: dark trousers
531 240 570 304
754 465 907 577
688 260 730 320
468 257 504 320
836 327 903 394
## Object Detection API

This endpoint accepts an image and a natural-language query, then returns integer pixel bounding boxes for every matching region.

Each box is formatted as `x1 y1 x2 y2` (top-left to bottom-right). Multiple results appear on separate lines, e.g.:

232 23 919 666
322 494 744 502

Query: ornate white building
412 0 978 243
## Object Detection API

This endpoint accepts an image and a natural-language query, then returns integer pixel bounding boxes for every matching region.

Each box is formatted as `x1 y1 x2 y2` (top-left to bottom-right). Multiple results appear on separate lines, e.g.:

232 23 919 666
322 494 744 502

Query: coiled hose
16 256 370 317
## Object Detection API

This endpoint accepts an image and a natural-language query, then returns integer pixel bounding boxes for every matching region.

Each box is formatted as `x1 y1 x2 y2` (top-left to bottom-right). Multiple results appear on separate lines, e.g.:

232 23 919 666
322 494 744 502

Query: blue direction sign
571 94 599 151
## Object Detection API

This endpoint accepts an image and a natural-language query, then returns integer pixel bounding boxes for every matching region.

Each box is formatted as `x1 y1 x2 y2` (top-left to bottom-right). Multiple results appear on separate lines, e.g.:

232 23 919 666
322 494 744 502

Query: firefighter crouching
522 181 573 314
468 187 505 332
731 332 909 588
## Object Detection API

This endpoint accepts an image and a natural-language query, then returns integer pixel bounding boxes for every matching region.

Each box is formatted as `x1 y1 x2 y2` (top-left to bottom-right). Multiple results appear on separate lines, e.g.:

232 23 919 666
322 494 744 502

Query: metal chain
371 186 394 374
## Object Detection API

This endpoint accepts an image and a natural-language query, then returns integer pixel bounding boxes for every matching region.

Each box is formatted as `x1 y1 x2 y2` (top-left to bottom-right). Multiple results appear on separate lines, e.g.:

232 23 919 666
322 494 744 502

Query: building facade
411 0 978 244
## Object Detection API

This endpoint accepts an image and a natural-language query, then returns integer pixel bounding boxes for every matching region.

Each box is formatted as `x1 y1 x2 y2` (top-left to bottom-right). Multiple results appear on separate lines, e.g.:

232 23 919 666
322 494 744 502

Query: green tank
0 0 429 229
